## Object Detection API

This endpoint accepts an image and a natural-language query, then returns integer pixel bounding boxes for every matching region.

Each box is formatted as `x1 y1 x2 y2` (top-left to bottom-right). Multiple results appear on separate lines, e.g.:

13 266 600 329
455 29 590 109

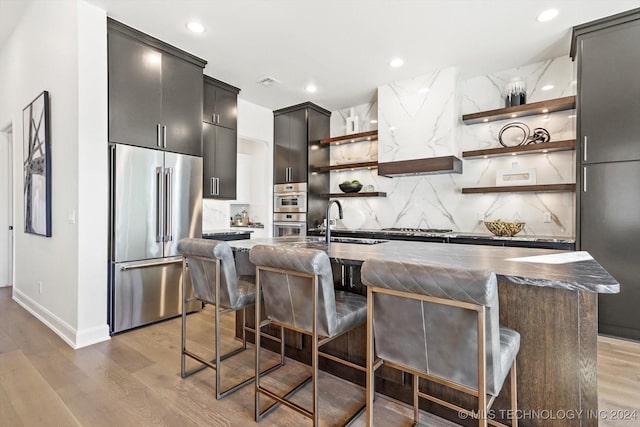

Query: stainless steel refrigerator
109 143 202 334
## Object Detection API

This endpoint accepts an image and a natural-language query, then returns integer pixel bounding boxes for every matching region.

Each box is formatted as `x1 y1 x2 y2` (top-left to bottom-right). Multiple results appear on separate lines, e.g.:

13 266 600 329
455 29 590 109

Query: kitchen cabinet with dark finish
273 107 309 184
203 123 237 199
574 15 640 164
572 8 640 340
203 76 240 129
108 19 206 156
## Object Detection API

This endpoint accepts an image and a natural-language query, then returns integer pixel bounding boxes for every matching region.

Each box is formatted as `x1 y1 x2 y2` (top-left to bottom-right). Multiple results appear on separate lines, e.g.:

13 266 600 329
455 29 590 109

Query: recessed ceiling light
542 85 554 91
537 9 559 22
389 58 404 68
370 119 378 124
305 84 317 93
186 21 205 33
418 87 429 94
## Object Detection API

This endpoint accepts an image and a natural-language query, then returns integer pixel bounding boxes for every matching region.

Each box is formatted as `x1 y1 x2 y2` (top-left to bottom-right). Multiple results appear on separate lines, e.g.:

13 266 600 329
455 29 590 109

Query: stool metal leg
311 275 319 426
413 374 419 426
510 360 518 427
366 286 375 427
255 268 262 422
181 259 188 378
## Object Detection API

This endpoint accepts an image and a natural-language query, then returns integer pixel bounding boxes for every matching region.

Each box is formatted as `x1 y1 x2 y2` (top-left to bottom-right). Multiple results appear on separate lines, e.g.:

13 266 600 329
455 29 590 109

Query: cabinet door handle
163 125 167 148
212 114 216 123
156 124 162 147
216 114 220 123
583 166 587 192
210 177 215 196
583 136 588 162
216 177 220 196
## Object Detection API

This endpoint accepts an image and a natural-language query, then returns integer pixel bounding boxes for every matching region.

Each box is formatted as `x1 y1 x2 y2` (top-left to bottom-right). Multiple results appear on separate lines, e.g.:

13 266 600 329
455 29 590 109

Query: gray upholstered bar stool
249 244 368 426
177 238 285 399
361 258 520 427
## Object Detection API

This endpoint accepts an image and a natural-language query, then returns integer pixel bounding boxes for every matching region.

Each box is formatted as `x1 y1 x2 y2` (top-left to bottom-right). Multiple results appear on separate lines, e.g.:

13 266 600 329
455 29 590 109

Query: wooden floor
1 286 639 427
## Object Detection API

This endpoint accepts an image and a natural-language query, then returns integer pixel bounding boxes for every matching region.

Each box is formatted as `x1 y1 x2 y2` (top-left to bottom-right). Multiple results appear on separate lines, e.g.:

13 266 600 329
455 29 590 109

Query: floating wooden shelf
316 161 378 172
320 130 378 145
461 184 576 194
462 140 576 159
323 192 387 198
378 156 462 177
462 96 576 125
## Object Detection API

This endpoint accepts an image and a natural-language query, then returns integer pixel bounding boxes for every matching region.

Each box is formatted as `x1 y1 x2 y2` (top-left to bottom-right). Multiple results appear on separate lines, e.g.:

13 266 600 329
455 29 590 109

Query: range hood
378 155 463 177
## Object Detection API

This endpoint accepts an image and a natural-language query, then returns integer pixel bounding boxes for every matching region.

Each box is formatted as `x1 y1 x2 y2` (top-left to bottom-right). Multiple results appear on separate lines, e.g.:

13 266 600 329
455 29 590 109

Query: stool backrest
249 245 337 337
177 238 240 308
361 258 504 395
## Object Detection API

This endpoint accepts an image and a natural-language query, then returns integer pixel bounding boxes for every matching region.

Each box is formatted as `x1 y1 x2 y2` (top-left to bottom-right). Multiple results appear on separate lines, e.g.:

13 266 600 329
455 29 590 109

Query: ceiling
3 1 640 111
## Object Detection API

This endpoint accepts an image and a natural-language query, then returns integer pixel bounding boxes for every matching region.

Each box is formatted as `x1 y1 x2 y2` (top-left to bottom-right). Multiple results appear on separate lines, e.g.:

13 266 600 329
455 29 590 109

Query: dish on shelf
484 220 525 237
339 182 363 193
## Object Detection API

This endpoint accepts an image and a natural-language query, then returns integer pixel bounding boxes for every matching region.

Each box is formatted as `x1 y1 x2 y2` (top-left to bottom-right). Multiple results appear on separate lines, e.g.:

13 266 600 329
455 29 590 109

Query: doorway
0 124 13 287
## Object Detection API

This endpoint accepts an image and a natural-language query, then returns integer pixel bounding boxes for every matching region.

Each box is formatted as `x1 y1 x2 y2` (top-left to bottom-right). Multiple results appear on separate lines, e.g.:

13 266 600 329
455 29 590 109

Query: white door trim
0 123 14 287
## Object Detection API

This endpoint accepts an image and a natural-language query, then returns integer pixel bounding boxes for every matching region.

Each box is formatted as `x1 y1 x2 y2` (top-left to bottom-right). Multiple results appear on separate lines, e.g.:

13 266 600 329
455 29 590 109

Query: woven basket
484 220 525 237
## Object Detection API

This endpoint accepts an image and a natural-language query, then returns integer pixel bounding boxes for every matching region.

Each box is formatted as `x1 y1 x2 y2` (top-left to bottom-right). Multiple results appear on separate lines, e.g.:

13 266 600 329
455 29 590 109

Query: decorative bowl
484 220 525 237
339 183 363 193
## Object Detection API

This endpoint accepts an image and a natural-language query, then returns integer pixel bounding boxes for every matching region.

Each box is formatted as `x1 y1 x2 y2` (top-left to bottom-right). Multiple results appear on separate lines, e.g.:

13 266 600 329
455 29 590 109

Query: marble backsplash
329 56 576 237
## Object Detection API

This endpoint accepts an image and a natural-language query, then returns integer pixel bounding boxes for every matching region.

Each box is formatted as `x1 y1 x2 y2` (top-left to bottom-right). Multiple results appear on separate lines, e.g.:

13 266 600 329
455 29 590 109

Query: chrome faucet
326 200 343 244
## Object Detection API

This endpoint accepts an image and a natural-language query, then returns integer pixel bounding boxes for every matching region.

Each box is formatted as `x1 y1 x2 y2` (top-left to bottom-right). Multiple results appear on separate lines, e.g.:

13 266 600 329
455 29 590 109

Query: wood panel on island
461 96 577 194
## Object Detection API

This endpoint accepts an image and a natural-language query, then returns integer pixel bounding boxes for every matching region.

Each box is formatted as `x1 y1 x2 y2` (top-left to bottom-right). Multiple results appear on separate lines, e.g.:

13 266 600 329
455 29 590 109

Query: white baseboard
12 288 110 349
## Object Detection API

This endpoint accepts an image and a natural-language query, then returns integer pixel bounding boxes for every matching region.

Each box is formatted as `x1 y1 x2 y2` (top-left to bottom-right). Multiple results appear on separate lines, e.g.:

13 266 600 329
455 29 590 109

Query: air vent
257 76 280 87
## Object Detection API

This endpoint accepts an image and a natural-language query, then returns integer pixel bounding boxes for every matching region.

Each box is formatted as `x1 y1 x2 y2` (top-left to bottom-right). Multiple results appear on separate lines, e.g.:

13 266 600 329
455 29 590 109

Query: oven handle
273 222 306 227
275 191 306 197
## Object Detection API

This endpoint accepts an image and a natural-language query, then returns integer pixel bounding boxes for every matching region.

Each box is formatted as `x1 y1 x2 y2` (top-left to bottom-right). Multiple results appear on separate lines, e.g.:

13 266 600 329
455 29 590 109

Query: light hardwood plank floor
1 287 639 426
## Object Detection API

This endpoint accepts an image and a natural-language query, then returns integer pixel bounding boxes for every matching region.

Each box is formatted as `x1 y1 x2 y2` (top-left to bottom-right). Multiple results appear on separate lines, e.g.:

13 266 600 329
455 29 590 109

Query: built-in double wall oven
273 183 307 237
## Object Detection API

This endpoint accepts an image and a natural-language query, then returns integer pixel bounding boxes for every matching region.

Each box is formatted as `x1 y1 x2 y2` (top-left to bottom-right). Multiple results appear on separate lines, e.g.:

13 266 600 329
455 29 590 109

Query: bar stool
178 238 285 399
249 244 368 426
361 258 520 427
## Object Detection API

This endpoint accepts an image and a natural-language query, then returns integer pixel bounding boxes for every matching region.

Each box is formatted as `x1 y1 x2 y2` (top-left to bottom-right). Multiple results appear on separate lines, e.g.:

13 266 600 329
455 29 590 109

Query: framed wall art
23 90 51 237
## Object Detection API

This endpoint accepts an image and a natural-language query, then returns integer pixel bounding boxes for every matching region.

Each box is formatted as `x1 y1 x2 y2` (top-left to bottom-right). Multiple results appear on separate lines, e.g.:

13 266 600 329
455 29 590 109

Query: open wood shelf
323 192 387 198
316 161 378 172
462 96 576 125
462 140 576 159
320 130 378 146
462 184 576 194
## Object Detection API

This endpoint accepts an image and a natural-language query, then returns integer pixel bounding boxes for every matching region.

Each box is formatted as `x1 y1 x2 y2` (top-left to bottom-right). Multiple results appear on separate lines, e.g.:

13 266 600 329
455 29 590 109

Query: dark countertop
229 236 618 294
308 228 575 249
202 229 254 236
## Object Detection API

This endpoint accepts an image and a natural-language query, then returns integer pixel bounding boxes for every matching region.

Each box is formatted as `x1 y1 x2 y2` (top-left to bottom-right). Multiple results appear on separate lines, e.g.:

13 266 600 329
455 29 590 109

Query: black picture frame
22 90 51 237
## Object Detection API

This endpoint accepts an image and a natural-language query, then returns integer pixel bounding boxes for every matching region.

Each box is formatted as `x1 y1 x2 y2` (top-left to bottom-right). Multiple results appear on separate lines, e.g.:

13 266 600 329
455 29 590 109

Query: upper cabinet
203 76 240 129
107 19 206 156
202 76 240 199
273 103 330 184
572 16 640 164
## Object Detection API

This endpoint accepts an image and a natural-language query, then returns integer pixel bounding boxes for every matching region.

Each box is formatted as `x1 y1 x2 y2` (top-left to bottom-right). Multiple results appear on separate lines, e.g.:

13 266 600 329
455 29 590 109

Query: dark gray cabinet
578 18 640 163
273 106 316 184
203 123 237 199
202 76 240 199
203 76 240 129
273 102 331 229
108 19 206 156
580 162 640 339
572 9 640 340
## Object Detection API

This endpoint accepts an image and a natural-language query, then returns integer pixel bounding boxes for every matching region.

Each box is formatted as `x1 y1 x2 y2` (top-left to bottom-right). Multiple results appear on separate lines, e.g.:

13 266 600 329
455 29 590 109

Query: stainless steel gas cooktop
381 227 453 235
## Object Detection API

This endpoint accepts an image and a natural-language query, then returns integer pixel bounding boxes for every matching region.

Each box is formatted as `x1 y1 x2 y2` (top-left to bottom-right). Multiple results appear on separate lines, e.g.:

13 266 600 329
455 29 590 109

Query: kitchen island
230 237 618 427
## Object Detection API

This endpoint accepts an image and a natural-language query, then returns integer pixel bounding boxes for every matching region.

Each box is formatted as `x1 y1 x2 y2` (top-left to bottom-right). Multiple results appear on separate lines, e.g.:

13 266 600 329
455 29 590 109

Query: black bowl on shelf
339 183 363 193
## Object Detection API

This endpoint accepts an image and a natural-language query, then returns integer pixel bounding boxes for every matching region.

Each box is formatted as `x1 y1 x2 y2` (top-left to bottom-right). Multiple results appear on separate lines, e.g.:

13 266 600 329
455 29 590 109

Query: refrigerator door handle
120 258 182 271
165 167 173 242
156 166 164 242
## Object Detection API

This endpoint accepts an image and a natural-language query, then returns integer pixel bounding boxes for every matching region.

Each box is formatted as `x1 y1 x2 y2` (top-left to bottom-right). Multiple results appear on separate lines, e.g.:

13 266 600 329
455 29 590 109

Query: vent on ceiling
257 76 280 87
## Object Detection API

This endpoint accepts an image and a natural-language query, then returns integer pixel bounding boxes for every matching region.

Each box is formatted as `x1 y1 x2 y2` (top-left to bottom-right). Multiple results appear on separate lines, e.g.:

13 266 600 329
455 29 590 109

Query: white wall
75 0 109 346
0 129 12 286
0 0 109 348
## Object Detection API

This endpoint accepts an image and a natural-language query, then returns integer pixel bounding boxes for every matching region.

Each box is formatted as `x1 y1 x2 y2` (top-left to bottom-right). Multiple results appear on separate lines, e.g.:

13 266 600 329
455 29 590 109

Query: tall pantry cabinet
572 8 640 340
